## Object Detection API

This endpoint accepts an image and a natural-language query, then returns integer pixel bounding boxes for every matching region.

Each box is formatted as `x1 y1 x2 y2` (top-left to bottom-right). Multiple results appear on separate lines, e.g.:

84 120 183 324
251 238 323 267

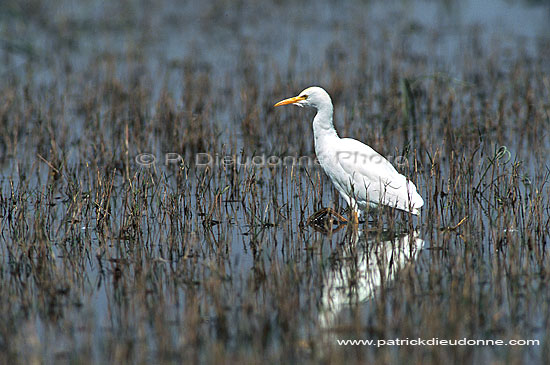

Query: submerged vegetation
1 0 549 363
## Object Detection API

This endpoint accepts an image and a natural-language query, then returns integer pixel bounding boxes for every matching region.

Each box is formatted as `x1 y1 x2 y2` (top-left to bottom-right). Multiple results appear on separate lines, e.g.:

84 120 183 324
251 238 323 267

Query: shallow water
1 0 550 363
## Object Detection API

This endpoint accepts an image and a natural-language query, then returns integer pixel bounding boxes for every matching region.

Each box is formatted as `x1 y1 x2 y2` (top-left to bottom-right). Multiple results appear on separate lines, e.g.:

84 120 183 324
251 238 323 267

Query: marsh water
1 0 550 363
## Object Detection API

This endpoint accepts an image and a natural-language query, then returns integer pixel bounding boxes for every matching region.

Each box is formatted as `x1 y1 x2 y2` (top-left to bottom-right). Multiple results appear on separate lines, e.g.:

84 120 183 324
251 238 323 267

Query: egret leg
351 210 359 225
346 209 360 236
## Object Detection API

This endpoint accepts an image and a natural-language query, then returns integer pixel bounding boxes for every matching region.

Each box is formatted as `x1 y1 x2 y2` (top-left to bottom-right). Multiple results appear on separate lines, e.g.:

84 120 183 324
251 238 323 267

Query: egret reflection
319 229 425 330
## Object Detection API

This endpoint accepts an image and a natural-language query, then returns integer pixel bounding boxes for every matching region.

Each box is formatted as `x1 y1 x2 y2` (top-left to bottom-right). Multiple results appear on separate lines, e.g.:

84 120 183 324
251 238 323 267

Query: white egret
274 86 424 222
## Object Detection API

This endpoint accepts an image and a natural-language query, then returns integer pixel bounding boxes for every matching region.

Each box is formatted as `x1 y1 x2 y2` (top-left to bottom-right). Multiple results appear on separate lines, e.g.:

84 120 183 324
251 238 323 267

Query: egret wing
335 138 421 213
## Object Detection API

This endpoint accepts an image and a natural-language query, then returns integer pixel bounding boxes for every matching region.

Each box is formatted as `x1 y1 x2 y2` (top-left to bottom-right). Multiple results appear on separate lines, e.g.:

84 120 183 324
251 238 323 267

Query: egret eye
301 94 308 99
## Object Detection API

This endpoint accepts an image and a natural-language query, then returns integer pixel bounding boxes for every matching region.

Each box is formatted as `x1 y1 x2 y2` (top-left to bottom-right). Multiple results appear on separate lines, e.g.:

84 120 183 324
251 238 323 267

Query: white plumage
275 86 424 216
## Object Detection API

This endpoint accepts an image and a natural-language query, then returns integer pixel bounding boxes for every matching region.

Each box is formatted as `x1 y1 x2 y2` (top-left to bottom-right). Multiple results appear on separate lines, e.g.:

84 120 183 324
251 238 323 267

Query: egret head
274 86 332 110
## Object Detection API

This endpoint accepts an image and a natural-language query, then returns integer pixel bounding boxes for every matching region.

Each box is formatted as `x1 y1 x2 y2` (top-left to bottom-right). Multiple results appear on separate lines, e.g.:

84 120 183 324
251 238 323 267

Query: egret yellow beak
274 95 306 107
